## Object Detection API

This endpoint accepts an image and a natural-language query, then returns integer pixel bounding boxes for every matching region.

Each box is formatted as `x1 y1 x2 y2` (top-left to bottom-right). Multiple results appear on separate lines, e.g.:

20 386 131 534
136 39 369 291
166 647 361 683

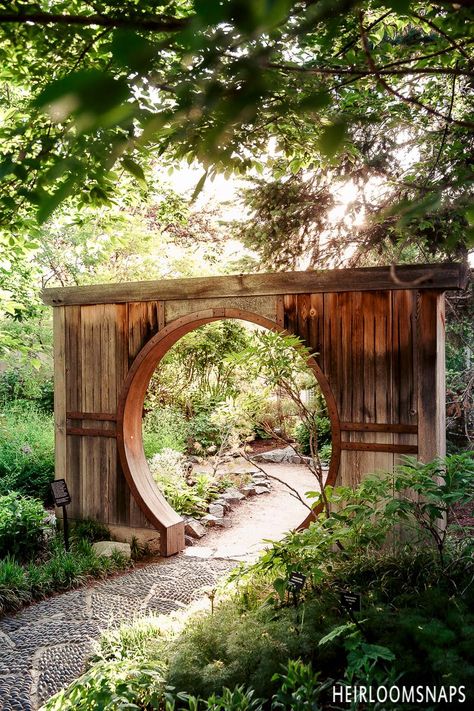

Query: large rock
252 446 314 465
251 474 271 489
255 485 271 495
92 541 131 559
201 514 230 528
252 446 294 463
241 484 257 497
185 518 207 539
208 503 226 517
213 498 231 512
221 489 245 504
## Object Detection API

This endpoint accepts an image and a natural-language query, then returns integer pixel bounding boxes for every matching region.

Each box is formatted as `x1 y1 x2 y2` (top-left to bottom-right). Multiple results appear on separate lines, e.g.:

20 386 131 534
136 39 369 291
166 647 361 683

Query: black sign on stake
288 571 306 593
340 590 362 614
51 479 71 552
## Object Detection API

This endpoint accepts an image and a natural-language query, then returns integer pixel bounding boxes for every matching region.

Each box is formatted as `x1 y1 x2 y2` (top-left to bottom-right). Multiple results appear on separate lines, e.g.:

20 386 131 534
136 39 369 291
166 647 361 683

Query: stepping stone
255 486 271 495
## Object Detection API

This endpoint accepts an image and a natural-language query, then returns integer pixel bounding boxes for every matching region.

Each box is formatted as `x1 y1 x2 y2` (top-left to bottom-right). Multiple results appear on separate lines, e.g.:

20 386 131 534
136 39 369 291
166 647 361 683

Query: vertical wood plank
374 291 394 474
157 300 165 331
417 291 446 461
392 291 418 464
296 294 310 345
53 308 67 508
283 294 297 334
111 304 130 526
276 295 285 328
80 305 103 520
65 306 82 519
308 293 324 367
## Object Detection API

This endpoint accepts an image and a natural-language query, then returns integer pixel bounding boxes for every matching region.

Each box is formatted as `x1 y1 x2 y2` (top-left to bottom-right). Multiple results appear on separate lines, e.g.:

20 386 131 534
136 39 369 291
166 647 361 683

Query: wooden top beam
42 263 468 307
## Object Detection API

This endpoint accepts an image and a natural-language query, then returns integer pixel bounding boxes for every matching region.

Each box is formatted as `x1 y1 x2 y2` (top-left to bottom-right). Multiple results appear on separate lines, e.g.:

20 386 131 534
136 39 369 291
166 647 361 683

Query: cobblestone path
0 555 235 711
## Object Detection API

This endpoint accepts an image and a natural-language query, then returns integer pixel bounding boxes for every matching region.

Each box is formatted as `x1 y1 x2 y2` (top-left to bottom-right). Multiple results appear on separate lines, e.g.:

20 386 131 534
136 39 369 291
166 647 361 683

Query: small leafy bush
188 410 223 452
143 406 189 457
72 518 111 544
0 367 54 413
149 448 218 517
318 442 331 463
0 491 45 561
42 658 165 711
0 407 54 503
272 659 329 710
294 415 331 456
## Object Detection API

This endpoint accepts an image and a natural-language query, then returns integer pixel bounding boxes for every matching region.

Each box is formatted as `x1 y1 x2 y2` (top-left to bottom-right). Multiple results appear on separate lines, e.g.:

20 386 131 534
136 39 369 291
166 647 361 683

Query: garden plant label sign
288 571 306 592
340 590 362 613
51 479 71 507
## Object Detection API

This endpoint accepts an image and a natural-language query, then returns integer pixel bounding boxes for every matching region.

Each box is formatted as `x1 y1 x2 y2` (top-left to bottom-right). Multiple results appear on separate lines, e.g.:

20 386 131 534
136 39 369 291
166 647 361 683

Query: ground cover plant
42 452 474 710
0 501 133 616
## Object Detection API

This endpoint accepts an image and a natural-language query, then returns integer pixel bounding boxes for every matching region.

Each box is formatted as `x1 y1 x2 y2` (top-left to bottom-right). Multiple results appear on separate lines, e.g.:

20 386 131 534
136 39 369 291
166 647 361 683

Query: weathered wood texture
43 263 467 306
282 290 432 487
48 265 452 555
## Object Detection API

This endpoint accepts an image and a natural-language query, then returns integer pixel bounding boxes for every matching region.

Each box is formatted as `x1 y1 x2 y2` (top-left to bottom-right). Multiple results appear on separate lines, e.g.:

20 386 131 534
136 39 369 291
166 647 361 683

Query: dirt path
188 462 321 562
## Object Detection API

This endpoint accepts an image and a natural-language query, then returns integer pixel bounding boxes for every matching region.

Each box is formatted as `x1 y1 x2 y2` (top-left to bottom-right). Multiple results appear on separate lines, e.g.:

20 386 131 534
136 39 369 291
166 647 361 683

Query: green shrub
0 407 54 503
294 415 331 456
0 555 30 610
272 659 328 710
149 448 214 517
0 536 131 616
165 597 335 699
41 658 165 711
72 518 111 544
318 443 331 463
188 410 222 452
143 406 189 457
0 491 45 561
0 367 54 413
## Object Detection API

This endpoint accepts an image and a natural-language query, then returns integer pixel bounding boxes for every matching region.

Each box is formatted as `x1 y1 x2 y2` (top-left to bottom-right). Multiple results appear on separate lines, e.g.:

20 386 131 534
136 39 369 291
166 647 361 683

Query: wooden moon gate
43 263 468 556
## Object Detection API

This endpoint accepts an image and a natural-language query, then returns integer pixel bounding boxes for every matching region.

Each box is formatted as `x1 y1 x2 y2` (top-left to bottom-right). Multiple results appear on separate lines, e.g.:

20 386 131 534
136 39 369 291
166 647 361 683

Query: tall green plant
0 492 45 561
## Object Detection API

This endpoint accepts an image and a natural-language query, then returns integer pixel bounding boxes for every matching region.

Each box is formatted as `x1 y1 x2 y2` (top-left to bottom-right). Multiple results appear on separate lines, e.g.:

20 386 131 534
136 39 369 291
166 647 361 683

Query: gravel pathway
0 556 235 711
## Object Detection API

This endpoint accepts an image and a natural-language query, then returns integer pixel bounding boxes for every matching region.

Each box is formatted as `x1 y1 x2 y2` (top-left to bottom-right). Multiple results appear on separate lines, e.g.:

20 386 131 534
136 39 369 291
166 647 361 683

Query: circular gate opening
117 309 341 556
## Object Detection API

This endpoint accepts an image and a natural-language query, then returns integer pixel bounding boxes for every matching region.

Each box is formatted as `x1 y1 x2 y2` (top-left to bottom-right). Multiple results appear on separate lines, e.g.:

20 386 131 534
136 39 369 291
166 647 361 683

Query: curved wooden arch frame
117 308 341 556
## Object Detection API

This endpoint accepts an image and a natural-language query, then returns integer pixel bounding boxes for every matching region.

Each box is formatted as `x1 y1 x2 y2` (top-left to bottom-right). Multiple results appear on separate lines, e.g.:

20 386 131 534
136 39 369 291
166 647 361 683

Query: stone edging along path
0 555 236 711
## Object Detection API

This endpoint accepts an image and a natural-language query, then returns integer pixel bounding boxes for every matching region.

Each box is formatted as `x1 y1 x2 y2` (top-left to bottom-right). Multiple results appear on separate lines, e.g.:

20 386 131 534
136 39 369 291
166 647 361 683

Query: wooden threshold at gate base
66 411 117 421
341 441 418 454
66 426 117 438
340 422 418 434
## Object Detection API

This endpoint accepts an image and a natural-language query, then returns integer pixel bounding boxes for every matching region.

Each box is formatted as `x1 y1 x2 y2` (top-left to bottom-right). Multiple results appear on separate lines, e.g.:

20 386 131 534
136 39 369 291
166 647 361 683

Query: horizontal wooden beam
341 441 418 454
340 422 418 434
66 411 117 421
41 263 468 307
66 427 117 438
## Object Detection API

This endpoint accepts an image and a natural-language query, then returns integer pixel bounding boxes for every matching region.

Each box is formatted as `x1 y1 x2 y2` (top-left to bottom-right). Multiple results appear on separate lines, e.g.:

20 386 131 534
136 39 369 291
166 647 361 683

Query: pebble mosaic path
0 555 235 711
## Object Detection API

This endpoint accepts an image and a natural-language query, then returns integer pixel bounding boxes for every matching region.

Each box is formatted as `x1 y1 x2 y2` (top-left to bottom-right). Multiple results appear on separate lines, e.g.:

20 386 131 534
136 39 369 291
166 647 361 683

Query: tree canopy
0 0 472 261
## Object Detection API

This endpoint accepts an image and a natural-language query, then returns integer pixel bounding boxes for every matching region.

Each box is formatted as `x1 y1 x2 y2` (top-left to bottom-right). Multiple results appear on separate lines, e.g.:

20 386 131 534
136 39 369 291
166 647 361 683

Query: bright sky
163 158 474 268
